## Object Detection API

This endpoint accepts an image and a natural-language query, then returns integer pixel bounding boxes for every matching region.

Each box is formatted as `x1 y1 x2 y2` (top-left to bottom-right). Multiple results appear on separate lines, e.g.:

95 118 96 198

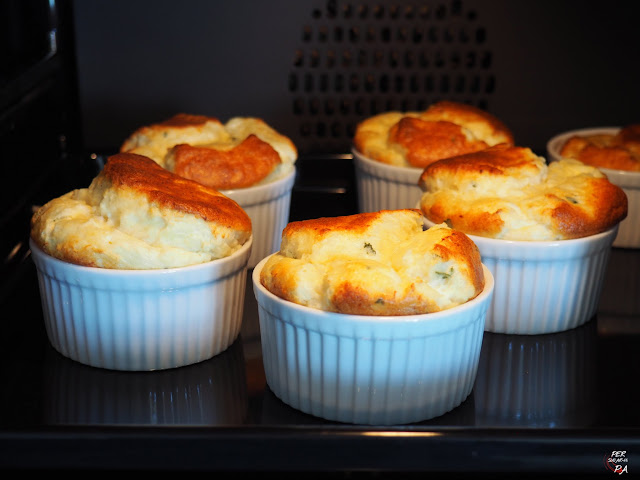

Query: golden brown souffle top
419 144 628 241
353 100 515 168
260 209 485 315
101 153 252 228
168 135 281 189
120 113 298 190
559 124 640 171
31 153 252 269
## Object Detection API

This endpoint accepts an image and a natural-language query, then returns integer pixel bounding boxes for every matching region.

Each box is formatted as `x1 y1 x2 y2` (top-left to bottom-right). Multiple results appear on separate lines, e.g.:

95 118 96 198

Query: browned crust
419 144 628 239
389 117 489 168
617 124 640 146
102 153 251 232
169 134 281 189
329 282 434 316
421 100 515 144
268 210 485 315
569 142 639 171
545 179 628 238
158 113 216 127
282 209 422 240
119 113 222 152
424 204 505 239
353 102 513 167
560 128 640 171
419 143 539 186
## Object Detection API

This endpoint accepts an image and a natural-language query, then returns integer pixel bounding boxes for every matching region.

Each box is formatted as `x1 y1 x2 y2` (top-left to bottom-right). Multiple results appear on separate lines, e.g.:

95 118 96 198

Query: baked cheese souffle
558 124 640 172
260 209 484 315
31 152 252 269
419 144 628 241
121 113 297 189
353 100 514 168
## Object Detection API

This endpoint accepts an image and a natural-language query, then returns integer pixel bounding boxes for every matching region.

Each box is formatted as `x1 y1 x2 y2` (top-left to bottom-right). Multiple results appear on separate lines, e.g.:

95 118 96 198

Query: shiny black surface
3 0 640 474
0 164 639 474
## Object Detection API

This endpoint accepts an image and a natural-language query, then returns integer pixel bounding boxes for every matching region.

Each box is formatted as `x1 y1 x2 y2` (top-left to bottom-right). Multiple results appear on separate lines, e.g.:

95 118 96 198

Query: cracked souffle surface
353 100 514 168
30 153 252 269
121 113 298 189
559 124 640 172
260 209 484 315
419 144 628 241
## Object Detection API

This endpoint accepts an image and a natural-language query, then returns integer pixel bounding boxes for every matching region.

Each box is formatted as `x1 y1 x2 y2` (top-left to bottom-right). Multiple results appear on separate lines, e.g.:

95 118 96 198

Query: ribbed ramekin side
353 154 423 213
35 263 247 371
243 189 292 267
483 245 612 334
259 307 485 425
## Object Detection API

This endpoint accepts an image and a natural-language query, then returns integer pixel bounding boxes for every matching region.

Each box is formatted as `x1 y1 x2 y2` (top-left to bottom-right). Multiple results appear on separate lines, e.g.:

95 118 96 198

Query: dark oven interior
2 0 640 473
2 0 639 310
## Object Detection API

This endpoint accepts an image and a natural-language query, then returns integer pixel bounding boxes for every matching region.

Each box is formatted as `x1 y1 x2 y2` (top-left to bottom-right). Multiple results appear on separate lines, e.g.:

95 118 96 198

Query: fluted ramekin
30 236 252 371
352 148 423 213
547 127 640 248
597 167 640 248
252 255 494 425
222 168 295 268
424 218 617 334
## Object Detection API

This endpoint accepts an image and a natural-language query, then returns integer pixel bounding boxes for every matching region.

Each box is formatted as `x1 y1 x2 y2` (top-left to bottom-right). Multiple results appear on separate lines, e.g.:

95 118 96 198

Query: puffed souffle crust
419 144 628 241
558 124 640 171
353 100 514 168
260 209 485 315
120 113 298 189
30 153 252 269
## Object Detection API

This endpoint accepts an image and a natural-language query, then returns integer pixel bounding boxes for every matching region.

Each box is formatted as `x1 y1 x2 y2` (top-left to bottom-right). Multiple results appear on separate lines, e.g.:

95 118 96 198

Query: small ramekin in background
222 168 295 268
547 127 640 248
597 168 640 248
43 337 248 425
352 147 423 213
424 218 617 335
252 255 494 425
30 236 252 371
474 319 597 427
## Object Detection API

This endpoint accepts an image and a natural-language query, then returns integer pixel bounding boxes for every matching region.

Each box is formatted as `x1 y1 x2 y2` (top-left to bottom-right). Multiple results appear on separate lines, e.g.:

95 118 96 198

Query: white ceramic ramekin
30 236 252 371
252 255 494 425
424 218 617 334
474 319 597 427
222 168 295 267
43 338 248 425
352 148 423 213
547 127 640 248
599 167 640 248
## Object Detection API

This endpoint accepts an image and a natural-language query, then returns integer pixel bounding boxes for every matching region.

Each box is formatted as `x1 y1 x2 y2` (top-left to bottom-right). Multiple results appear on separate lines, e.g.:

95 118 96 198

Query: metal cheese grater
288 0 497 154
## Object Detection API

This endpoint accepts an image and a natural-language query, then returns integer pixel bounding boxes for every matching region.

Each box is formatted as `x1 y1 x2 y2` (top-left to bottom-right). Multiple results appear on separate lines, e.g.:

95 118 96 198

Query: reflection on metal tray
1 154 639 474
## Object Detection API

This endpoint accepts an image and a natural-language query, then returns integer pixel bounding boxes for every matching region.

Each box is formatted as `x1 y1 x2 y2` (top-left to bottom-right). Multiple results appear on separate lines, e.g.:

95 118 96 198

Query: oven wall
0 0 84 303
72 0 639 156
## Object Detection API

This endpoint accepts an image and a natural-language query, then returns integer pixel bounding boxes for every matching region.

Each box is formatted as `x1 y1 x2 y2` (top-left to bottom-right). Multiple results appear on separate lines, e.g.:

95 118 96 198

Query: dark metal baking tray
1 154 638 475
